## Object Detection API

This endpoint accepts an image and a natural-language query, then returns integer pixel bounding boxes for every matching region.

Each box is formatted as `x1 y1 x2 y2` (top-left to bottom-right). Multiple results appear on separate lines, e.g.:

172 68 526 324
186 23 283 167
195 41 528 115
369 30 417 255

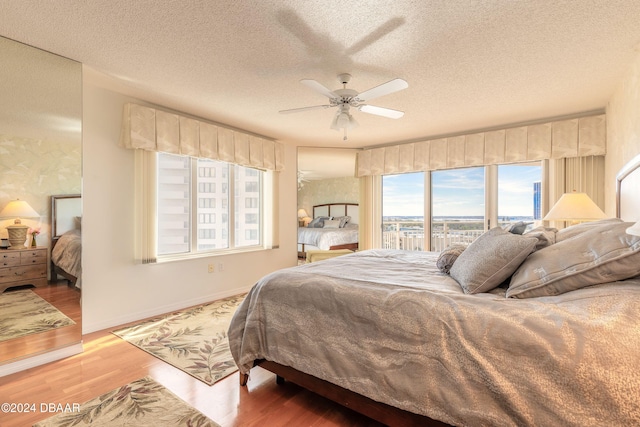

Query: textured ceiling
1 1 640 150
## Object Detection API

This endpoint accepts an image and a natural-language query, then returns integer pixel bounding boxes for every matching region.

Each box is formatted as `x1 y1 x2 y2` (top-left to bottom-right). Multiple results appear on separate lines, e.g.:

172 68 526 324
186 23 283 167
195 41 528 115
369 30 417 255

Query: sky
382 164 541 217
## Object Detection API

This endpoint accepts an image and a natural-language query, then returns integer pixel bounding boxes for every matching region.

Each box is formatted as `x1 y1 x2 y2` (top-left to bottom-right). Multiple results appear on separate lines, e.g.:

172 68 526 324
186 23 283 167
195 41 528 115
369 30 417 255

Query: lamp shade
0 199 40 222
543 191 607 222
297 208 309 218
627 221 640 236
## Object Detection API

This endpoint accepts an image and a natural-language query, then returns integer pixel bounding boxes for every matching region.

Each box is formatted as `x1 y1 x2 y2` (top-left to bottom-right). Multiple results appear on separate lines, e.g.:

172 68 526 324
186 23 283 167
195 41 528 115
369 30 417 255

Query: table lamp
543 190 607 225
297 208 310 227
0 199 40 249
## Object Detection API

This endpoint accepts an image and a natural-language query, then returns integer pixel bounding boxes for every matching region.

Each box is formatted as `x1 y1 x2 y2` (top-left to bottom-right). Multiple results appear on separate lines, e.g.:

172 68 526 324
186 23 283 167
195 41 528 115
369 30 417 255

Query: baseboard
0 343 84 377
82 286 254 334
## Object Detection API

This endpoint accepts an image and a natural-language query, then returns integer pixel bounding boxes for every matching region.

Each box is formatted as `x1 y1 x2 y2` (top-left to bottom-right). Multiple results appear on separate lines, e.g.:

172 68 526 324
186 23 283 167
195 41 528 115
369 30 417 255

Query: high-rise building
533 181 541 220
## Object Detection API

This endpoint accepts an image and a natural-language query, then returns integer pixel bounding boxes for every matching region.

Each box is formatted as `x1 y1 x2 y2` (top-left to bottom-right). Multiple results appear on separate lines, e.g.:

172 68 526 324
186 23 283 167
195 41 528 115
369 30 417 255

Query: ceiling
1 1 640 150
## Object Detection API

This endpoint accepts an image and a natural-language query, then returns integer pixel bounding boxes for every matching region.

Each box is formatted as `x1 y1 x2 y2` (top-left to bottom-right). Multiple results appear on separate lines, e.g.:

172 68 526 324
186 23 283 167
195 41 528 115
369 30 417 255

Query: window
497 163 542 230
382 172 425 251
379 163 543 252
431 167 485 251
156 153 264 257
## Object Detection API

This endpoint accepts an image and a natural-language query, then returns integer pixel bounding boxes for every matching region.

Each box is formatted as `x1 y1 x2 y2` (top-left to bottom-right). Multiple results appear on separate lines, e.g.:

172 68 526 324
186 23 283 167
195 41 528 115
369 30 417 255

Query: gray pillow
333 216 351 228
436 244 467 274
523 226 557 251
507 221 640 298
555 218 622 242
307 216 330 228
450 227 538 294
503 221 531 235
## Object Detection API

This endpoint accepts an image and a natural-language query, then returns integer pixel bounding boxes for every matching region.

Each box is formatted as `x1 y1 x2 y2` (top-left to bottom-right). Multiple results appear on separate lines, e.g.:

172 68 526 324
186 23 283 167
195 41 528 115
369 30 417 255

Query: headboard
616 153 640 221
51 194 82 243
313 203 359 225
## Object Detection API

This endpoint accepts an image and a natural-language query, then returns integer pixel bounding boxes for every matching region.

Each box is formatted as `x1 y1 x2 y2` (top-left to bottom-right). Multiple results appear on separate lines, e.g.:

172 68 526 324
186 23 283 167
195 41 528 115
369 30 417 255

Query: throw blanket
229 249 640 427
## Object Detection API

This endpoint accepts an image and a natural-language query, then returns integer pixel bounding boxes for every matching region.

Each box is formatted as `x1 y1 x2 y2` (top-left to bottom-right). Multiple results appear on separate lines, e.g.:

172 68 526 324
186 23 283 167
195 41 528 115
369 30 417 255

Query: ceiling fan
279 73 408 140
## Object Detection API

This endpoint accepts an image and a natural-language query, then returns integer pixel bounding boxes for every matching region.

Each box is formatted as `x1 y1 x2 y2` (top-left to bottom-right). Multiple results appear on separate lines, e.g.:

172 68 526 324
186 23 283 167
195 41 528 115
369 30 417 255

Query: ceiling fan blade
279 104 333 114
300 79 339 99
358 104 405 119
356 78 408 102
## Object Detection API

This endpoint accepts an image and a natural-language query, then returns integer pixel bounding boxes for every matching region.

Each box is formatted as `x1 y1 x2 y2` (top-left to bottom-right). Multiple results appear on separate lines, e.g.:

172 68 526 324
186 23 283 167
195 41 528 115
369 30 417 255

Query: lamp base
6 224 29 249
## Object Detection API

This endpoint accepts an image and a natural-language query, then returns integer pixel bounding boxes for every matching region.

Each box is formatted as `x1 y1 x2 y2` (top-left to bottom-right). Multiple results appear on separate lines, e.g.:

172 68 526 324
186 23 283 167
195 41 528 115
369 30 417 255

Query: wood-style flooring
0 291 384 427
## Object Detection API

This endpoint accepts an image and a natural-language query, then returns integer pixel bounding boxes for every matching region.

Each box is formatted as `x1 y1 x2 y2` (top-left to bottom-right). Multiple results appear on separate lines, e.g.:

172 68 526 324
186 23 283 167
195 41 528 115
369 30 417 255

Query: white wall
605 51 640 217
82 80 298 333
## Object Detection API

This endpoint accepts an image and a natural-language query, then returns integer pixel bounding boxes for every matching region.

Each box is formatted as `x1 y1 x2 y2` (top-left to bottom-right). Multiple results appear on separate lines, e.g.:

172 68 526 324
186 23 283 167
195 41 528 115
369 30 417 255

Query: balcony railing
383 220 486 252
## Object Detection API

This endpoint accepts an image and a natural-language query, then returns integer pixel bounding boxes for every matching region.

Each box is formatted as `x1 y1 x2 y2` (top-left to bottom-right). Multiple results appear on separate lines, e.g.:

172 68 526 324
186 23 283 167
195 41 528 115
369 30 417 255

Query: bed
297 203 359 258
229 158 640 426
50 194 82 288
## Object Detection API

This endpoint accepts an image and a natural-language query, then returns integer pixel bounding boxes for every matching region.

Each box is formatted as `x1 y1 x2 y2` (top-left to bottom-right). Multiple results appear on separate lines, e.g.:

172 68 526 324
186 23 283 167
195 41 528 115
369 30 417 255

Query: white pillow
323 219 340 229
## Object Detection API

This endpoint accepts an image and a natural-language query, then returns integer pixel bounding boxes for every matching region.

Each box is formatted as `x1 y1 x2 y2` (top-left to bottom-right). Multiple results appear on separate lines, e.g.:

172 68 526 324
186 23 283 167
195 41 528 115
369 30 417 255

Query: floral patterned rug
34 376 219 427
0 289 75 342
112 294 245 385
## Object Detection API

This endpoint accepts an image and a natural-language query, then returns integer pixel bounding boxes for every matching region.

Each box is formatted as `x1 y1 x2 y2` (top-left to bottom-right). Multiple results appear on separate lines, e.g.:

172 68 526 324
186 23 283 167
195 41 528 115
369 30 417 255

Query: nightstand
0 247 47 293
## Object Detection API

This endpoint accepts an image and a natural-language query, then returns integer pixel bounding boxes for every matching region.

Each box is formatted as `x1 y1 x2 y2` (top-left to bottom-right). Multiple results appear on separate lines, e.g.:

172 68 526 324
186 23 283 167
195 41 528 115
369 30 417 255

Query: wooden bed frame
50 194 81 285
243 155 640 426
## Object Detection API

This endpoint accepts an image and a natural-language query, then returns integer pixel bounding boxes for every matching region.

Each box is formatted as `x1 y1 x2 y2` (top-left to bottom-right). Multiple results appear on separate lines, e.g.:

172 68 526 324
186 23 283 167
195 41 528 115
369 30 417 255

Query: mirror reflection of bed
0 35 82 366
297 147 360 261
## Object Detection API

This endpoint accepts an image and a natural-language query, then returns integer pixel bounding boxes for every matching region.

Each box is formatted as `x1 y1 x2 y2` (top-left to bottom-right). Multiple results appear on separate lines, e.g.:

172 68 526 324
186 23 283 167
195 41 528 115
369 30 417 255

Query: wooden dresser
0 247 48 293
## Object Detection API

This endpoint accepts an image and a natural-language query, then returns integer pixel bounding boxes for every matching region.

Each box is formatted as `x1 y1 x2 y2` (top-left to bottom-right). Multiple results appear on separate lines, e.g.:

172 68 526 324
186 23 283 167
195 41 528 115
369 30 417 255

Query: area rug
0 289 75 342
33 376 220 427
112 294 245 385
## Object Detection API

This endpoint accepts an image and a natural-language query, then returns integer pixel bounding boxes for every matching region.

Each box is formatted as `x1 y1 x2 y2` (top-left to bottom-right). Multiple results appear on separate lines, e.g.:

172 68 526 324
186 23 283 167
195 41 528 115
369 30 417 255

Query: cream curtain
356 115 605 177
120 103 285 172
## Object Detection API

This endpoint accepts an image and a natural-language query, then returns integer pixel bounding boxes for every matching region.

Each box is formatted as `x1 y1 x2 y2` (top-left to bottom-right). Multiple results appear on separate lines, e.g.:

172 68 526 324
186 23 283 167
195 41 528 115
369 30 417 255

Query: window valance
120 103 285 171
356 114 605 177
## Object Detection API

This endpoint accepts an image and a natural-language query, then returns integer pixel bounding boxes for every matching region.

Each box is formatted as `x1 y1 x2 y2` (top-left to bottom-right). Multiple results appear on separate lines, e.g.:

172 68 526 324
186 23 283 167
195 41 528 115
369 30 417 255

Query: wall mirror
0 36 82 365
296 147 360 260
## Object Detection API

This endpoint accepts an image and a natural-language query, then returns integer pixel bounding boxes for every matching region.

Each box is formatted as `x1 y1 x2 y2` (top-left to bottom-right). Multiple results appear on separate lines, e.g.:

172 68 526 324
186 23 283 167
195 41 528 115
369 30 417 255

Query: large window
431 167 485 251
156 153 263 256
380 163 542 252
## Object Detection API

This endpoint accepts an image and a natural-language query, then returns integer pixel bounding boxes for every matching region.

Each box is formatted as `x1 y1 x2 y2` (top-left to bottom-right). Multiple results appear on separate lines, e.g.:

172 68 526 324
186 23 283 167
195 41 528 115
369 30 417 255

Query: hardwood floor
1 281 81 363
0 313 384 426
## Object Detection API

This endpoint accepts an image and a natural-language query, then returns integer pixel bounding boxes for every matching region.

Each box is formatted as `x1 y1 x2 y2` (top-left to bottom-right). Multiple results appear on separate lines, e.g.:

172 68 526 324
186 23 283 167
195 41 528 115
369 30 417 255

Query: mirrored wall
0 36 82 364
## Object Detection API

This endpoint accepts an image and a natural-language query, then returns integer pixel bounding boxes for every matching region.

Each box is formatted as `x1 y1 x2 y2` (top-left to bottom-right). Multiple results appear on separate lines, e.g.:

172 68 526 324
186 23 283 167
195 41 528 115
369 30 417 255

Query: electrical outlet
218 263 224 272
208 264 214 273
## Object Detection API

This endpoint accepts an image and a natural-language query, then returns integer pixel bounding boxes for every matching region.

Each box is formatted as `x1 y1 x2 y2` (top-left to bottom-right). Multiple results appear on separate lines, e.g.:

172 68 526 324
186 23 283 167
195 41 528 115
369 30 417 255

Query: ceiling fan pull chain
343 128 348 141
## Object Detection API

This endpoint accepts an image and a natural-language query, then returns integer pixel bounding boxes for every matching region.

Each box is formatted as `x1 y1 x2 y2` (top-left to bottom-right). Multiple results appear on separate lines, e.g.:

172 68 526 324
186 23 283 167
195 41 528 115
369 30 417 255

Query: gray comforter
51 229 82 287
228 249 640 426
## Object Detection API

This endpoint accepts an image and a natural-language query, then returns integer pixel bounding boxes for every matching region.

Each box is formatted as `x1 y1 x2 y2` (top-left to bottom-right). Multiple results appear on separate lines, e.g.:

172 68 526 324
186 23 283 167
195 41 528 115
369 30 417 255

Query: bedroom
1 1 640 426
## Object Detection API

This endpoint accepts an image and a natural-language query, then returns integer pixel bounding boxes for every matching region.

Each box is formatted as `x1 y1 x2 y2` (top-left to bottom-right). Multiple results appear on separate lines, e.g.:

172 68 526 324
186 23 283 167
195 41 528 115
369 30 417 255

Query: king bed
229 157 640 426
297 203 359 258
50 194 82 288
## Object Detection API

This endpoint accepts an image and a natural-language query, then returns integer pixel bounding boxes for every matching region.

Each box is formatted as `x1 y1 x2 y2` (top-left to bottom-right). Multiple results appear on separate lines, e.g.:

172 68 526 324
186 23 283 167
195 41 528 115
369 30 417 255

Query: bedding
229 249 640 426
297 223 358 251
51 229 82 286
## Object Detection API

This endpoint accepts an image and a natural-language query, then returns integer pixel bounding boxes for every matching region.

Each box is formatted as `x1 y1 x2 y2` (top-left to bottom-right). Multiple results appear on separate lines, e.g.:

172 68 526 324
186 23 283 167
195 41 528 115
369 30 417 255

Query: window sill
155 245 273 264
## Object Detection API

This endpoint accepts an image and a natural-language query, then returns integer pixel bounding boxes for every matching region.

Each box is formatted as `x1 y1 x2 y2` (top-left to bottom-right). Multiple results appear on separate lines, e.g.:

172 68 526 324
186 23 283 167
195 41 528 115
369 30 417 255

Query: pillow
323 219 340 229
555 218 622 242
74 216 82 230
449 227 538 294
507 221 640 298
503 221 531 235
436 244 467 274
333 216 351 228
523 226 557 251
307 216 330 228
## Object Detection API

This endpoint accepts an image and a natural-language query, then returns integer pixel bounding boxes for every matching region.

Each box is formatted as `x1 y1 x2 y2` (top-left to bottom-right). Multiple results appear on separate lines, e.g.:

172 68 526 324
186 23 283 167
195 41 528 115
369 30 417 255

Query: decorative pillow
450 227 538 294
436 244 467 274
507 221 640 298
503 221 531 235
74 216 82 230
333 216 351 228
555 218 622 242
323 219 340 229
523 226 557 251
307 216 330 228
